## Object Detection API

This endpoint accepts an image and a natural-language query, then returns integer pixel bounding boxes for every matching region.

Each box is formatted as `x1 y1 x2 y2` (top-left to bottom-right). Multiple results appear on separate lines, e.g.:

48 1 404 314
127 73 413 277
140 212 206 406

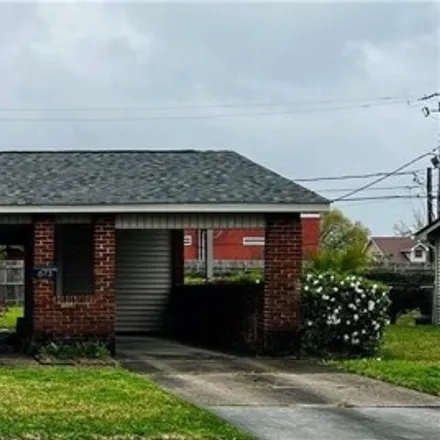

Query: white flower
352 331 359 337
304 285 309 292
355 298 361 304
361 329 367 335
318 273 323 279
346 320 351 325
306 273 313 281
255 279 261 284
351 338 360 345
316 286 323 293
343 334 350 341
368 300 375 312
353 314 359 321
385 319 390 326
330 297 336 302
333 287 339 292
322 294 329 300
361 293 366 299
307 320 313 326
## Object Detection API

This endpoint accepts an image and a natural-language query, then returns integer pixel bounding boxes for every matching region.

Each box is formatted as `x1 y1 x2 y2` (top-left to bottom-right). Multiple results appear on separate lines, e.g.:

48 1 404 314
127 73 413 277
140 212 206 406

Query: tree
306 209 372 274
393 209 425 237
320 208 370 251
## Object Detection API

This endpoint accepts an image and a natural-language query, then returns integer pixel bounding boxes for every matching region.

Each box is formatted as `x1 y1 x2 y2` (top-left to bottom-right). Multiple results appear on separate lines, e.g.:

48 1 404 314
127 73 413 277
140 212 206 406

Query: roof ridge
0 149 225 154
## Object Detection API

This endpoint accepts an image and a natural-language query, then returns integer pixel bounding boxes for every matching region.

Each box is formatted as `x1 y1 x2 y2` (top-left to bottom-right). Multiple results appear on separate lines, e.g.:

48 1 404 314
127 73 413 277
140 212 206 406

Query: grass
0 367 252 440
0 306 23 329
331 316 440 396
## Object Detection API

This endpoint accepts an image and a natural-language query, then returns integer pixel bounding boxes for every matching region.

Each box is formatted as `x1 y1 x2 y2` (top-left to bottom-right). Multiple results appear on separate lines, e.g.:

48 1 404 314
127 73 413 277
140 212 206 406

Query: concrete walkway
117 337 440 440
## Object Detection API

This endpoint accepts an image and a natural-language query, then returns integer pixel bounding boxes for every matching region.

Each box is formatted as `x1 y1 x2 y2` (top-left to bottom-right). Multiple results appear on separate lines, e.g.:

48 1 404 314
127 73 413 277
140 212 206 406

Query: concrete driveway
117 337 440 440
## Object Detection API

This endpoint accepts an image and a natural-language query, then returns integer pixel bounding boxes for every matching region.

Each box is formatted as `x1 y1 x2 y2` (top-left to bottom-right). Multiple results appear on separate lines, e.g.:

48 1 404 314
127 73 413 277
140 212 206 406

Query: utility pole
437 165 440 220
431 155 440 218
427 167 434 224
420 92 440 217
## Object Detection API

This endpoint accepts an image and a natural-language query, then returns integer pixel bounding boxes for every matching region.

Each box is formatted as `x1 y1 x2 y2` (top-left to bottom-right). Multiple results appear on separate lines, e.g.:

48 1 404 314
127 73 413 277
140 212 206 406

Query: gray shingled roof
0 150 328 206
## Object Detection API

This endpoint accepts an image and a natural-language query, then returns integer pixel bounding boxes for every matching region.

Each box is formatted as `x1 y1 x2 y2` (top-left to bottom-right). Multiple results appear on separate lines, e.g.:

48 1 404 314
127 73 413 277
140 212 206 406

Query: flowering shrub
301 271 391 356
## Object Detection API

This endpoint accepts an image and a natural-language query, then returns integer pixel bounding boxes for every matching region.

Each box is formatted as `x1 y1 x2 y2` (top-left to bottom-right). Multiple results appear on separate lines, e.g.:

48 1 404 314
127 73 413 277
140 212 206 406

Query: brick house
184 214 320 261
0 150 328 352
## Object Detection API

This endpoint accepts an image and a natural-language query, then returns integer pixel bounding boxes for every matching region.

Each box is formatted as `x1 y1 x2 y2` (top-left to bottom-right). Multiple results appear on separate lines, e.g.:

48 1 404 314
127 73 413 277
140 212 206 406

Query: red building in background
184 214 320 261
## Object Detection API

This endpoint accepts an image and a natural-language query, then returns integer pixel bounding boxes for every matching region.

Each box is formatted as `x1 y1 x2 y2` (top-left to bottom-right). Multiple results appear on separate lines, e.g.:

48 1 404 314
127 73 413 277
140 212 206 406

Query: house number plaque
32 266 58 280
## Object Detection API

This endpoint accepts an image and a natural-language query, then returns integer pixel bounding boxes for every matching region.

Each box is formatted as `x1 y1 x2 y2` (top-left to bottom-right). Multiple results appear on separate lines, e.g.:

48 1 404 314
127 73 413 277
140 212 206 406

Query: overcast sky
0 1 438 235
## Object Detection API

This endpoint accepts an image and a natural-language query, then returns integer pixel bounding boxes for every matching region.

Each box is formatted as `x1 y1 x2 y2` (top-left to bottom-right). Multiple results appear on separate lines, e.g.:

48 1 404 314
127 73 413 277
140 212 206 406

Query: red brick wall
262 214 302 352
184 230 199 260
184 216 319 261
32 216 116 341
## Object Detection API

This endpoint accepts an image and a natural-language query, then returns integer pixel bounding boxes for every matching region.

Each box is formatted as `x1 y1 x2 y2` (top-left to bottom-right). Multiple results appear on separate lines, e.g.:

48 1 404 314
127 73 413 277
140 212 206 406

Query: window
414 248 424 259
56 224 94 295
184 235 193 246
243 236 265 246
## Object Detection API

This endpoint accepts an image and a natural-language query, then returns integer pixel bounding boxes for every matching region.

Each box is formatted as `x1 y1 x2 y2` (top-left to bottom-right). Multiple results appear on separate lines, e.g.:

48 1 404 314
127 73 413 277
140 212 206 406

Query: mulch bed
34 353 119 366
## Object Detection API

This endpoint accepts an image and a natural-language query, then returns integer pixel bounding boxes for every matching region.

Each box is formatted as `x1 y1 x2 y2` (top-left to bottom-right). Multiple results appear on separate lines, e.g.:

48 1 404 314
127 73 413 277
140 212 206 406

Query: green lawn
0 367 252 440
332 320 440 395
0 306 23 329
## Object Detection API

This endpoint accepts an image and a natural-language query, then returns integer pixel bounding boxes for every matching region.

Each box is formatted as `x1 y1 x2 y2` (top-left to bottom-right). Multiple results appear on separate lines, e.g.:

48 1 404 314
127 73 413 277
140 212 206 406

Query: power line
333 149 438 202
0 99 411 122
0 94 415 112
295 169 423 182
318 185 420 193
336 194 428 202
417 92 440 101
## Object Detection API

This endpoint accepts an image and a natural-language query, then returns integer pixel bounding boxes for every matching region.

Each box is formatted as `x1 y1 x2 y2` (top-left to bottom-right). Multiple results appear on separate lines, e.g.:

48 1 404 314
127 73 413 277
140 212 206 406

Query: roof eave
415 219 440 240
0 202 330 215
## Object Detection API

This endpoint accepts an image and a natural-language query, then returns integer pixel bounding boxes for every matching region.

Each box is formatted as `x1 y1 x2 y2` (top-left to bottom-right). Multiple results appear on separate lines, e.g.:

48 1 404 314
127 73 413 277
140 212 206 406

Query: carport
114 214 266 335
0 150 328 354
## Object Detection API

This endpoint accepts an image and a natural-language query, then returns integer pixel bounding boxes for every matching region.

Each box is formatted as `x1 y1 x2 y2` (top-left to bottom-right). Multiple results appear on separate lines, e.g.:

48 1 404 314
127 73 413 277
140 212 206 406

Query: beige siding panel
115 229 172 333
0 215 32 224
56 215 92 224
433 238 440 324
116 213 266 229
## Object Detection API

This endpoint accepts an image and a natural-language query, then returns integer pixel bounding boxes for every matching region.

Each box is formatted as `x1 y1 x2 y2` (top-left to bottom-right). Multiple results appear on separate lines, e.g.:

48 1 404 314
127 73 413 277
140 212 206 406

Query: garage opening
115 230 172 334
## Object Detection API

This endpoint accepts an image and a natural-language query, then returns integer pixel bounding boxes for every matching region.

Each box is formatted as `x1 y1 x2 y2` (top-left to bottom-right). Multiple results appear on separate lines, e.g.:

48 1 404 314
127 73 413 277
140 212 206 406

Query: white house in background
415 221 440 324
366 236 431 265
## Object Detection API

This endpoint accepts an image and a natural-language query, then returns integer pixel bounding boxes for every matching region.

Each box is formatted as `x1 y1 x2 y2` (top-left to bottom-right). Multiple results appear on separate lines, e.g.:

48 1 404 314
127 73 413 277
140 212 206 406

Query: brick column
171 230 185 287
261 214 302 353
31 216 116 348
93 217 116 352
33 217 56 333
94 218 116 297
